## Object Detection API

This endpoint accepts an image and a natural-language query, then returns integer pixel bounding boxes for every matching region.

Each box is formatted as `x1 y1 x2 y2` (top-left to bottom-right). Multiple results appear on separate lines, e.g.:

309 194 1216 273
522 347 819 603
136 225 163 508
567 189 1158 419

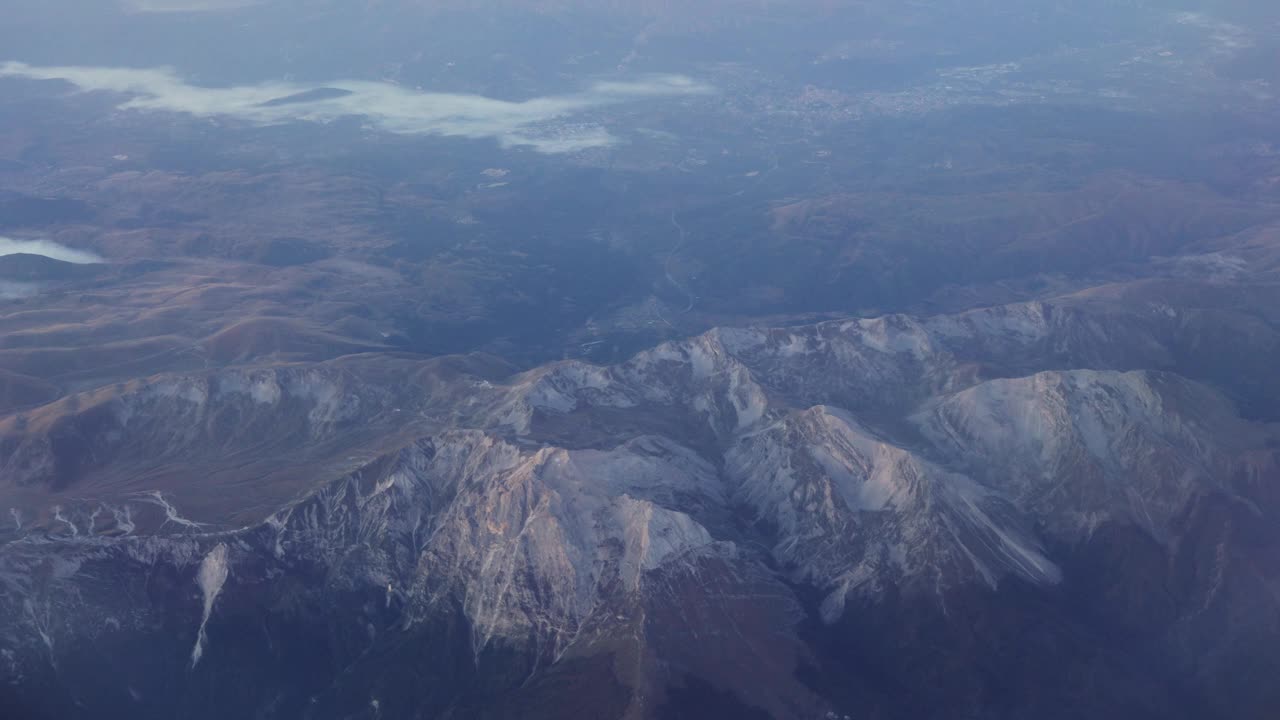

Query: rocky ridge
2 287 1279 718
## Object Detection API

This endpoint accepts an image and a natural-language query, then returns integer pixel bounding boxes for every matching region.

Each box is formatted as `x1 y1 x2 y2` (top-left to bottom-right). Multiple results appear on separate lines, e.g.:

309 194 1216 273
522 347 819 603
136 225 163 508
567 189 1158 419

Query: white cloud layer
0 62 712 153
0 237 103 264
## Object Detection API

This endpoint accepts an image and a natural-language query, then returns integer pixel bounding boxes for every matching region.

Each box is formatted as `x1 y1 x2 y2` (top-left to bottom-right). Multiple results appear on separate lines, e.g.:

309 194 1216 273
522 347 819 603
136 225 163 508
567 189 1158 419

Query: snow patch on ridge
190 544 229 668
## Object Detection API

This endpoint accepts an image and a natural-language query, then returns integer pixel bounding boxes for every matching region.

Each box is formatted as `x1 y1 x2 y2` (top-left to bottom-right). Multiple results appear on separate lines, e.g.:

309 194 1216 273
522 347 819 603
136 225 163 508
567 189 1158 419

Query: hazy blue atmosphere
1 1 1279 718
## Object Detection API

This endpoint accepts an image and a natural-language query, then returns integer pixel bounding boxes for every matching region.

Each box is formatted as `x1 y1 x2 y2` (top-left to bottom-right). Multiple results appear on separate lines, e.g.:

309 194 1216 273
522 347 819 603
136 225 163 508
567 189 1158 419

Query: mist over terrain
2 1 1279 719
0 237 102 264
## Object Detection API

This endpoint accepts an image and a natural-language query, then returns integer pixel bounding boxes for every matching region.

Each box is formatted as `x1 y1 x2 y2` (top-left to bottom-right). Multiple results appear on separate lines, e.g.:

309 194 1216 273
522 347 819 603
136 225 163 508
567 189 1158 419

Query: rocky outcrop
2 293 1279 719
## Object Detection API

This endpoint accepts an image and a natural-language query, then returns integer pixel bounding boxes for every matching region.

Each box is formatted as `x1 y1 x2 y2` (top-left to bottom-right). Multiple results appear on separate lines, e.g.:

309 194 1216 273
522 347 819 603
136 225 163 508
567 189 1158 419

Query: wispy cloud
1173 12 1254 53
0 281 39 300
123 0 263 12
0 62 712 153
0 237 103 264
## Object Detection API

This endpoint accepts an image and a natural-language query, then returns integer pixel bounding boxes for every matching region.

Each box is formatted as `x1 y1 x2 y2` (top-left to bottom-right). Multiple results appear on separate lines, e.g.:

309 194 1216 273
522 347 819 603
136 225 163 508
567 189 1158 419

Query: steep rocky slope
3 287 1279 719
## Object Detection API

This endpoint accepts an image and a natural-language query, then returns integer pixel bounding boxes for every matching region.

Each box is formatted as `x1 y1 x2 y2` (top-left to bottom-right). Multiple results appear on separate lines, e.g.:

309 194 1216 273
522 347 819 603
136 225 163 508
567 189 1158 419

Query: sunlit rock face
2 0 1280 715
3 292 1279 720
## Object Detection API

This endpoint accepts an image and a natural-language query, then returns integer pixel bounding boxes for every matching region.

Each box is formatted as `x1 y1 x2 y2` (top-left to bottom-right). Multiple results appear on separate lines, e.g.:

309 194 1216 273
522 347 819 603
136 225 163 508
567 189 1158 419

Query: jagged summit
3 293 1278 719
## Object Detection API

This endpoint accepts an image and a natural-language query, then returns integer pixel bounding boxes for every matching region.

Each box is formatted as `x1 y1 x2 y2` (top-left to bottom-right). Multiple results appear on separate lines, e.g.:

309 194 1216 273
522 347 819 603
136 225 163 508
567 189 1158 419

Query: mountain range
4 276 1279 719
3 0 1280 717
